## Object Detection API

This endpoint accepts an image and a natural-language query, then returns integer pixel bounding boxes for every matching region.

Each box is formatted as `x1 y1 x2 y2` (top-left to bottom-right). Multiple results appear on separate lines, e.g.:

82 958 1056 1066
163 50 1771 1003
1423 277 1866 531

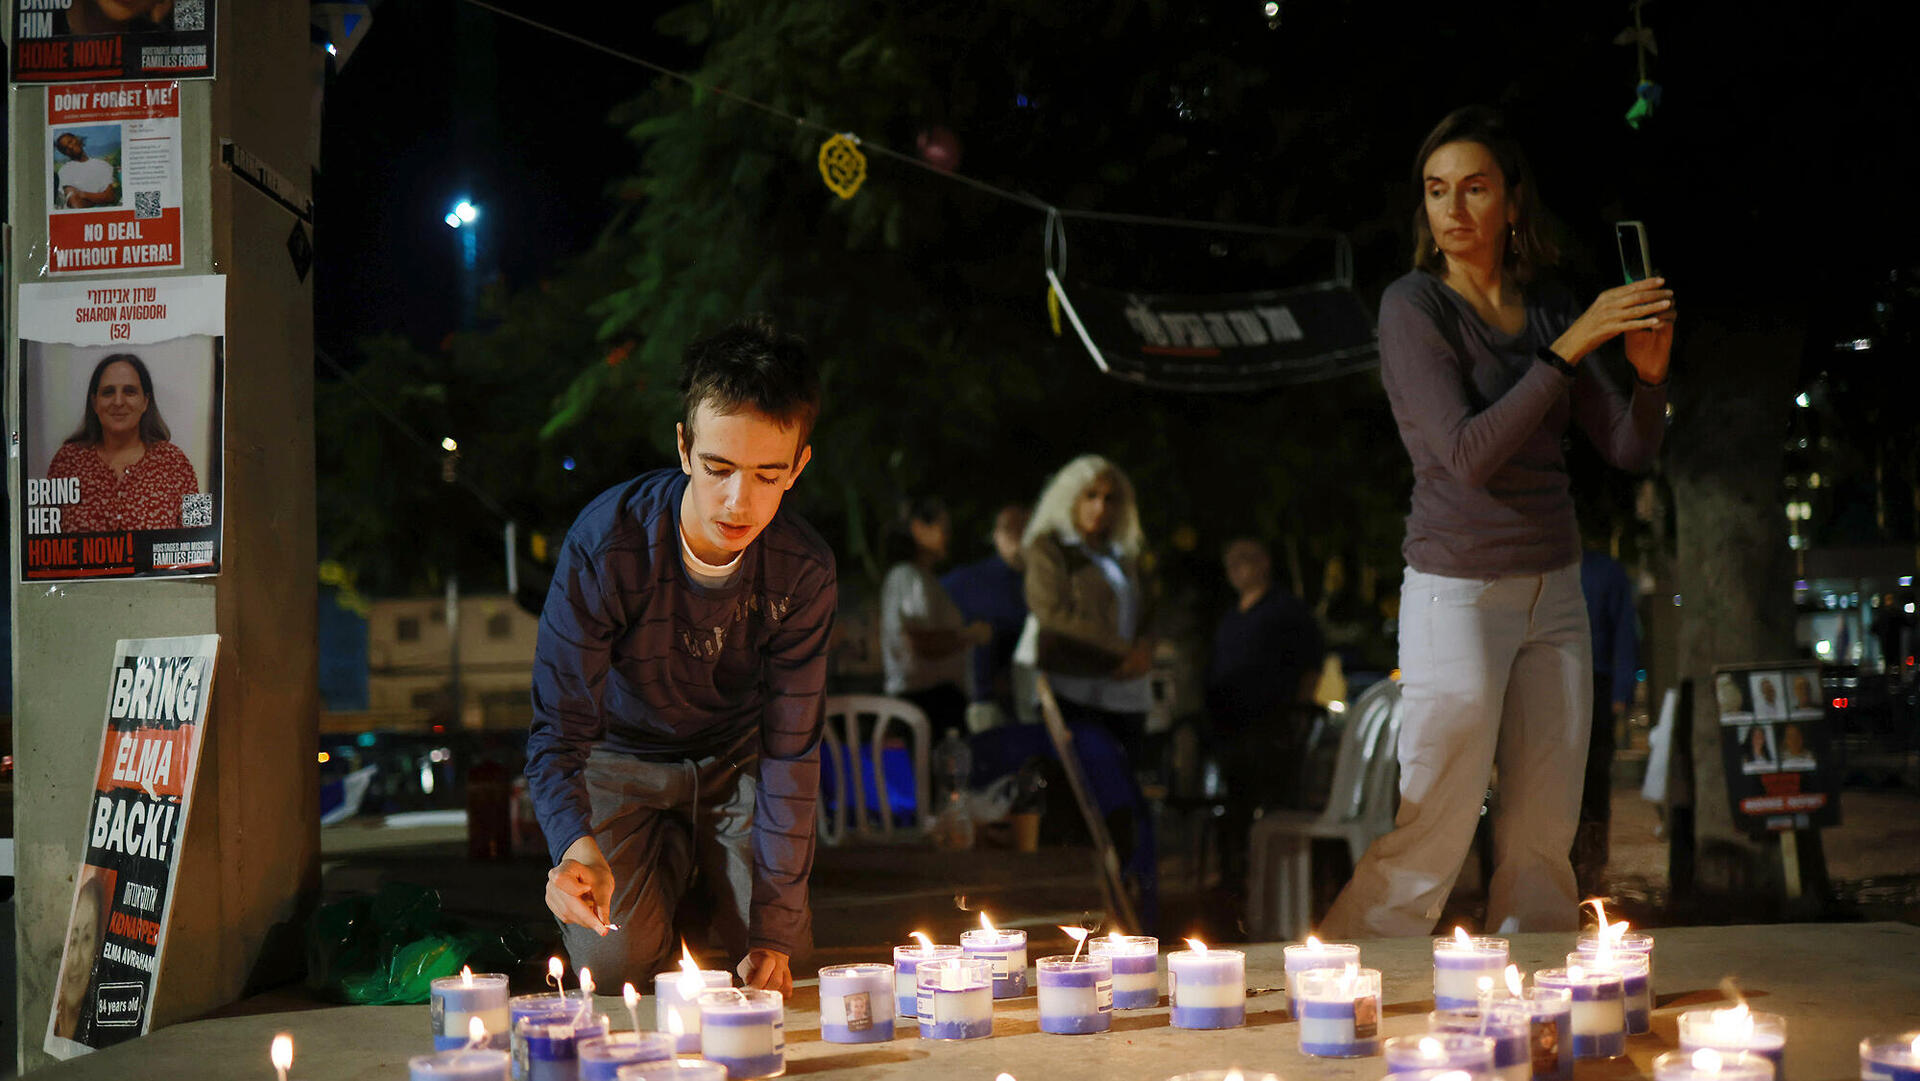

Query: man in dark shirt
940 503 1030 708
526 317 835 995
1207 537 1324 872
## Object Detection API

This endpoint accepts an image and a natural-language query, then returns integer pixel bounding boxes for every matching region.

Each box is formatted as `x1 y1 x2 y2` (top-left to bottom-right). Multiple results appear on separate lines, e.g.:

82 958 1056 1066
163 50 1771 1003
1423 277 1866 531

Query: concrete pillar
7 2 320 1070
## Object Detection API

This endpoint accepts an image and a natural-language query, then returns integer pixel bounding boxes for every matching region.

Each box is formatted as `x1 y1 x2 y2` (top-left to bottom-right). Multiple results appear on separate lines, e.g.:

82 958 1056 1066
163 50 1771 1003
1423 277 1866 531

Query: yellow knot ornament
817 133 867 199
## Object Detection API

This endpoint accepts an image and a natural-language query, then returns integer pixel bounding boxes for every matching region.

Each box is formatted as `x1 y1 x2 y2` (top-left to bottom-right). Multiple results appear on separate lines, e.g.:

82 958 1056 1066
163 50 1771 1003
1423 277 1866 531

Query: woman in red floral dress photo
46 352 200 532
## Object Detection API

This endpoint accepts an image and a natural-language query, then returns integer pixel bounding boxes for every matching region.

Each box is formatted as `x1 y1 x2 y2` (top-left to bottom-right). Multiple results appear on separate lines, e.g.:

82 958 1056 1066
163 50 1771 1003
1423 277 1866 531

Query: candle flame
1062 926 1089 961
1108 931 1126 945
666 1005 685 1037
549 956 565 992
677 944 704 998
1693 1049 1724 1073
911 931 935 952
1505 965 1524 997
1712 1002 1754 1038
979 911 997 933
1568 964 1585 980
1186 937 1208 955
997 1075 1018 1081
468 1017 487 1047
1419 1036 1445 1060
1586 897 1609 928
460 965 473 987
1910 1035 1920 1057
578 967 596 996
270 1034 293 1071
1610 919 1631 941
1453 926 1471 946
1224 1072 1244 1081
1477 976 1493 993
1306 934 1322 949
623 982 639 1009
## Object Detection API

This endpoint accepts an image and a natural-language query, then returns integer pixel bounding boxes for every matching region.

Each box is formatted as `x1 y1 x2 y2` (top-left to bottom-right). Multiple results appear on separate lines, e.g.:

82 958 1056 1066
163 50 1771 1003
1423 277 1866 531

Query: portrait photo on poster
1737 724 1777 775
51 125 123 210
18 336 224 581
1748 671 1787 722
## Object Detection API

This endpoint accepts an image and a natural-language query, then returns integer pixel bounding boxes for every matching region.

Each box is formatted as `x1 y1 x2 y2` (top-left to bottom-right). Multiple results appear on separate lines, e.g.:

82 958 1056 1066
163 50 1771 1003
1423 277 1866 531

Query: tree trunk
1666 303 1805 903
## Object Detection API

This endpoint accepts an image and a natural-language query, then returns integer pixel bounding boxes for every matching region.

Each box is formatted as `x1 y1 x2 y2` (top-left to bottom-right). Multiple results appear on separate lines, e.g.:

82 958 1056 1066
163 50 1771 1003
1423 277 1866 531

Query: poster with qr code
46 82 185 275
15 275 224 582
11 0 215 83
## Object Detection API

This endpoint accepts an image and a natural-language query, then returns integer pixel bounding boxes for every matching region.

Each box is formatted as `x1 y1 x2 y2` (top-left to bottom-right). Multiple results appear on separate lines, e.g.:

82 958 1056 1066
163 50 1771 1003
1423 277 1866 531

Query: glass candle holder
1036 955 1113 1035
1655 1049 1775 1081
1386 1033 1498 1074
432 972 511 1051
1433 935 1509 1010
654 969 732 1054
696 989 785 1080
410 1048 512 1081
1432 1006 1531 1081
1678 1008 1787 1081
960 927 1029 998
577 1033 677 1081
1862 1034 1920 1081
1568 950 1651 1035
1533 967 1625 1061
617 1059 729 1081
1296 965 1383 1058
1090 934 1160 1009
891 943 963 1022
916 957 995 1041
1285 940 1361 1018
519 1013 609 1081
817 963 895 1044
1167 945 1246 1030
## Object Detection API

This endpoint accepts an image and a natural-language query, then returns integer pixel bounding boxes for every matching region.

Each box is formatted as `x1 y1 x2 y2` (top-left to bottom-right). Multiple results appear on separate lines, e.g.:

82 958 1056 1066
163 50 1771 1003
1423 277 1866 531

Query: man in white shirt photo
54 132 120 209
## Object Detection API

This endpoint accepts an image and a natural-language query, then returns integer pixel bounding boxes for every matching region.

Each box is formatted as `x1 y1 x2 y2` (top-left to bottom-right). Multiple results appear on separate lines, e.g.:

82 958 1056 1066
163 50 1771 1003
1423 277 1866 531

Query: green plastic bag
306 882 520 1005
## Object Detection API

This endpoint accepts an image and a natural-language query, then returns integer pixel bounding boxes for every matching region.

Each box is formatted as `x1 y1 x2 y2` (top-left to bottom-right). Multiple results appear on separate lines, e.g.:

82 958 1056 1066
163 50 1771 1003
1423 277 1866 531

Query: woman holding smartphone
1321 106 1675 937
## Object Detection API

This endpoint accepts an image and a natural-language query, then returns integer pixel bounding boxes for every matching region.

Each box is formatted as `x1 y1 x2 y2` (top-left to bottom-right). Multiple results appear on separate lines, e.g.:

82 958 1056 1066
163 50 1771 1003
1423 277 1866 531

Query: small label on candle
842 992 871 1032
1097 980 1113 1012
916 993 932 1022
979 952 1010 976
1532 1019 1562 1074
1354 996 1378 1040
430 995 444 1034
514 1040 530 1077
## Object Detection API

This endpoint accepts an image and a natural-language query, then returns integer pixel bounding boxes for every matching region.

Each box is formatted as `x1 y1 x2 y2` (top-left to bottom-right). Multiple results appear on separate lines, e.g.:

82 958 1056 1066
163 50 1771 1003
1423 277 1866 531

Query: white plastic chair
816 694 932 846
1245 676 1404 939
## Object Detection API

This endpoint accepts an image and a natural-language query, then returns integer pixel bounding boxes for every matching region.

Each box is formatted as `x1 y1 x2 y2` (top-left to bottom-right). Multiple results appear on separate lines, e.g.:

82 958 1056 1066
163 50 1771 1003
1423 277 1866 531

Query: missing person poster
16 274 224 582
1713 661 1841 832
44 634 218 1061
46 81 185 274
10 1 215 84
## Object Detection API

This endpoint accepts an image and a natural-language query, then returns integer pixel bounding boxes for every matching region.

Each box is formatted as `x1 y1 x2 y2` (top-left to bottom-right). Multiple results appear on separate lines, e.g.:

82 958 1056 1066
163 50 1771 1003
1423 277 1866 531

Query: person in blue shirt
940 503 1031 708
526 317 835 996
1574 546 1638 898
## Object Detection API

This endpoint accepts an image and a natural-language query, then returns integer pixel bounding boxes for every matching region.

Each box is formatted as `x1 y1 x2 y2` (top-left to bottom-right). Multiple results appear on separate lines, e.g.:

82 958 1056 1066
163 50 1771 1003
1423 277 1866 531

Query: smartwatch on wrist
1536 345 1576 377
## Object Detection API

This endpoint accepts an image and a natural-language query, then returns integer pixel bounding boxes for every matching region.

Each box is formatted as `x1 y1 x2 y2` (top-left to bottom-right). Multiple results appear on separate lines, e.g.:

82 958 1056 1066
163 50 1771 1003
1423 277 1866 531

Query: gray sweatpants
558 733 758 987
1323 562 1592 938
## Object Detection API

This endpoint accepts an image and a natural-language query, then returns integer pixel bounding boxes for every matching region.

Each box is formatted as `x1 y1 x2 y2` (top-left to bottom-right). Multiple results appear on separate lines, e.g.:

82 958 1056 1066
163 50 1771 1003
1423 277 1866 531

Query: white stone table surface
29 923 1919 1081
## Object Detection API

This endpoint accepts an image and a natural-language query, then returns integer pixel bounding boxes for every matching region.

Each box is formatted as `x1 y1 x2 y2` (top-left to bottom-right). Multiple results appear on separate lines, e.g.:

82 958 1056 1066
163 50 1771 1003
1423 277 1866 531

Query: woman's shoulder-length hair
1021 453 1143 558
1409 104 1561 286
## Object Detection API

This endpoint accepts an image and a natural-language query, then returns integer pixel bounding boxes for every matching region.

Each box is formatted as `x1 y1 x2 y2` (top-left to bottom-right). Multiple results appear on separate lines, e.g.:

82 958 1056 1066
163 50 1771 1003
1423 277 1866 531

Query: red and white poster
17 274 225 582
46 81 184 275
45 635 218 1061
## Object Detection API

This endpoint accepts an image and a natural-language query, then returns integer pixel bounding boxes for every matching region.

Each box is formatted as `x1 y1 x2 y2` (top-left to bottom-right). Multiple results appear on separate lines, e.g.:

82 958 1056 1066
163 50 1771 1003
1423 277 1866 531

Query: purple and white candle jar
1167 943 1245 1030
617 1063 729 1081
1575 930 1654 1017
654 969 733 1053
1284 939 1361 1019
1433 934 1509 1010
507 994 578 1081
517 1012 610 1081
961 925 1029 999
1862 1034 1920 1081
1517 985 1573 1081
696 989 785 1080
817 963 895 1044
1386 1033 1498 1074
1037 955 1113 1035
577 1033 677 1081
891 943 963 1022
432 972 511 1051
410 1048 512 1081
1432 1006 1532 1081
1569 950 1650 1035
1296 965 1383 1058
1679 1007 1787 1081
1656 1049 1775 1081
916 957 995 1041
1533 967 1625 1061
1089 934 1159 1009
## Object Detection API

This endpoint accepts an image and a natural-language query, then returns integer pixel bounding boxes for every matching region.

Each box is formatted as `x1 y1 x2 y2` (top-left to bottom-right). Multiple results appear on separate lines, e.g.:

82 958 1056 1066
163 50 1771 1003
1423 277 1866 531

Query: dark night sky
313 1 1920 368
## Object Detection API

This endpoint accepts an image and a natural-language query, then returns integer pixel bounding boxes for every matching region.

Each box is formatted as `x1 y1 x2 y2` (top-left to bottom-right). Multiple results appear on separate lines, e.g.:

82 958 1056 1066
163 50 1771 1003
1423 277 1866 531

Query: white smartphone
1615 220 1654 283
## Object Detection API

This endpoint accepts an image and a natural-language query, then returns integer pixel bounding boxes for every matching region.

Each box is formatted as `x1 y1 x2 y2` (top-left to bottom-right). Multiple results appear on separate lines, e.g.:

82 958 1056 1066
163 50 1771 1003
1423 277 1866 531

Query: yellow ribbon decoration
817 133 867 200
1046 283 1063 336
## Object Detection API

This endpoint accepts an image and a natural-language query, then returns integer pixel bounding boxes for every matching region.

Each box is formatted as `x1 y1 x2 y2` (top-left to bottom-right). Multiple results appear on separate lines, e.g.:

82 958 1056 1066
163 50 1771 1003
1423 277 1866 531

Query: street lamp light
445 199 479 228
